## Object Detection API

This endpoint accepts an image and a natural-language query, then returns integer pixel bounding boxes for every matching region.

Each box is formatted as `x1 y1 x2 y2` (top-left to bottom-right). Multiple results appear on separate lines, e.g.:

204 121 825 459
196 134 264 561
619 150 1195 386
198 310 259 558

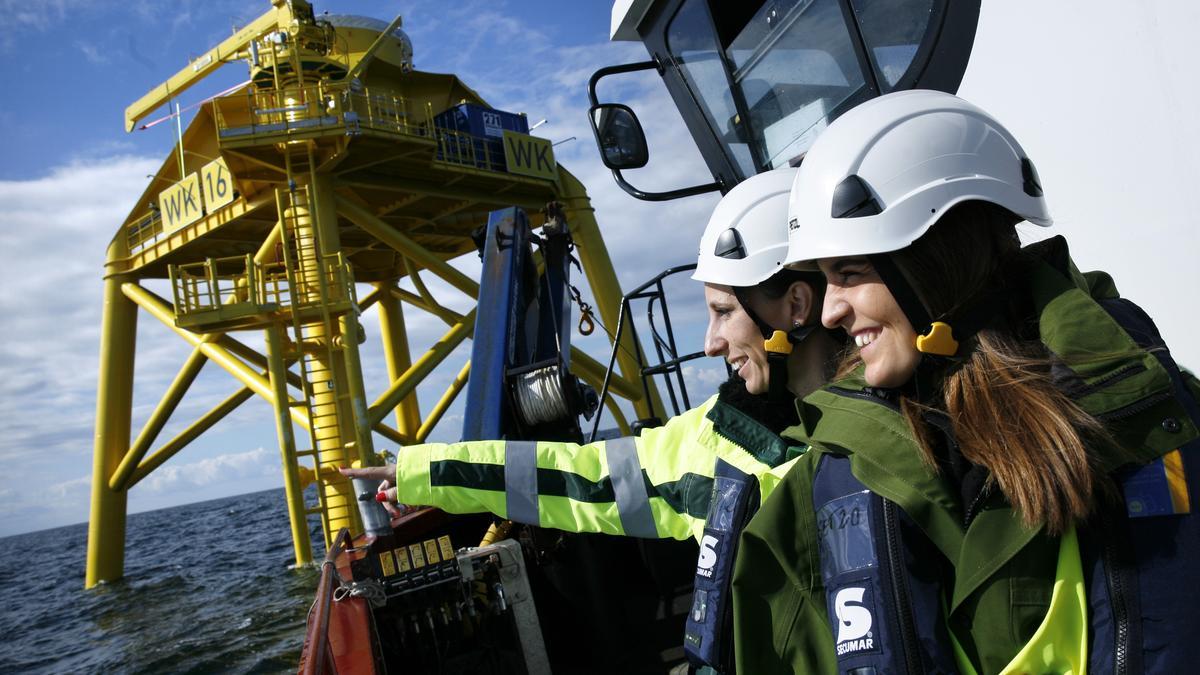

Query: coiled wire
513 366 569 426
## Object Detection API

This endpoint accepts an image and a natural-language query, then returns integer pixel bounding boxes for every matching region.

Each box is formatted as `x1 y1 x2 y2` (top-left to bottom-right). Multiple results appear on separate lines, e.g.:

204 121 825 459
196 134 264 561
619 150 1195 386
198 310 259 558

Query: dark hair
753 268 826 323
892 201 1110 534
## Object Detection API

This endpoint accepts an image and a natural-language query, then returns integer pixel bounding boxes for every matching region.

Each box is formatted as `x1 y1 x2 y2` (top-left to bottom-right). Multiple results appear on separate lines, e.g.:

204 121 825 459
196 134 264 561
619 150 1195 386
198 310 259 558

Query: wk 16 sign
158 157 236 235
502 131 556 180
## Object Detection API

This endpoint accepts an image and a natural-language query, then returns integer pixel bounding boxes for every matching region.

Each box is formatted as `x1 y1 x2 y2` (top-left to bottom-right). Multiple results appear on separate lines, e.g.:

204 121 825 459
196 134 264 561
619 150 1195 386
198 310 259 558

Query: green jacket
730 239 1200 674
393 392 800 543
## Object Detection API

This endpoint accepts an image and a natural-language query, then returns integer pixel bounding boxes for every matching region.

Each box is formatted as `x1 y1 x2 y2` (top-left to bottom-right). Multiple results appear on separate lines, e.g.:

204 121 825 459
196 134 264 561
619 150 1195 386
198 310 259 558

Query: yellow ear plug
915 321 958 356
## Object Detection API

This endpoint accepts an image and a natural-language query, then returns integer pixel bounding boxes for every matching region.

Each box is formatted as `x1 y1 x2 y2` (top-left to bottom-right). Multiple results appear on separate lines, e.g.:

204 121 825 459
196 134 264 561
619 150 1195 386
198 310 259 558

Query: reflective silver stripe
607 436 657 538
504 440 540 526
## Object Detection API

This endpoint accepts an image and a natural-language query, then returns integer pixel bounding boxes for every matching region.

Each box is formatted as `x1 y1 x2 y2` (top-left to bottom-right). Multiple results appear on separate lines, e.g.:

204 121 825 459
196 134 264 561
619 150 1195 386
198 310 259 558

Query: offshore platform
85 0 659 588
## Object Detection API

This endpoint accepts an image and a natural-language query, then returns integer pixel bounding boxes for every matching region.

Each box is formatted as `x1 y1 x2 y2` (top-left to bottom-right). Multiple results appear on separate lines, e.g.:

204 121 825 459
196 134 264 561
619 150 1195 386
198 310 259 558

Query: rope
334 576 387 608
514 366 571 426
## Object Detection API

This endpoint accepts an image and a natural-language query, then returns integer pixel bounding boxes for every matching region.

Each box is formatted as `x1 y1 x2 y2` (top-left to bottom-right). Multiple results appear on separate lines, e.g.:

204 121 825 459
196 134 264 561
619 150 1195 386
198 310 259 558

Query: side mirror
589 104 649 170
588 61 722 201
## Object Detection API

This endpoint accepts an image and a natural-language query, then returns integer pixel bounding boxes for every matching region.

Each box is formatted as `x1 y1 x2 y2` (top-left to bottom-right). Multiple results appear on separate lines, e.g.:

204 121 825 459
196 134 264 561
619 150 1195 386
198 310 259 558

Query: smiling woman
345 168 845 673
817 256 920 388
731 90 1200 675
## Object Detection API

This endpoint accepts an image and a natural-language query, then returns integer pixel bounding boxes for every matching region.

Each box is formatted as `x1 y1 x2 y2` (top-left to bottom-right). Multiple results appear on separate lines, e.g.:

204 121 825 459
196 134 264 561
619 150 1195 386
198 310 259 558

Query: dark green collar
706 399 792 467
1028 237 1196 468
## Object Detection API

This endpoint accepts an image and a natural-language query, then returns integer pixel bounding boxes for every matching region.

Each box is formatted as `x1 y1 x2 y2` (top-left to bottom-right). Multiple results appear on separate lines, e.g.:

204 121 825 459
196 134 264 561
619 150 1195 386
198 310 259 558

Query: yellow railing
126 209 164 253
170 254 264 316
212 81 434 141
262 252 358 312
344 89 433 137
169 252 357 321
434 127 508 172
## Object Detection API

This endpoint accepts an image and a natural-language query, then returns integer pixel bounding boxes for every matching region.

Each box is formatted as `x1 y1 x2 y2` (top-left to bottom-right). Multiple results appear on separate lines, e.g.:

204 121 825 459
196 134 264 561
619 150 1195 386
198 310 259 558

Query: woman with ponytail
731 90 1200 675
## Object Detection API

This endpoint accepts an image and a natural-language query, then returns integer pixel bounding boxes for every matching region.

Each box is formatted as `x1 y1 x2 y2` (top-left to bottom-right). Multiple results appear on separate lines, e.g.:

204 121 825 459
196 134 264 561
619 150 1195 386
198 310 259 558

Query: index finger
338 465 394 482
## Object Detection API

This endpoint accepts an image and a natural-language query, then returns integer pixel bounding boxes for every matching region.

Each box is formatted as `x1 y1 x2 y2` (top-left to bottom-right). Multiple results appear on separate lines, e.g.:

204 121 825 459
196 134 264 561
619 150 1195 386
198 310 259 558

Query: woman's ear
787 281 815 326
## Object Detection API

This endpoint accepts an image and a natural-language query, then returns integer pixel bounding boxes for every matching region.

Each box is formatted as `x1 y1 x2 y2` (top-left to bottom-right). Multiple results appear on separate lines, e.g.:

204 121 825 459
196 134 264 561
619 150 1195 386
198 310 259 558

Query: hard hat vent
831 175 882 218
714 228 747 259
1021 158 1043 197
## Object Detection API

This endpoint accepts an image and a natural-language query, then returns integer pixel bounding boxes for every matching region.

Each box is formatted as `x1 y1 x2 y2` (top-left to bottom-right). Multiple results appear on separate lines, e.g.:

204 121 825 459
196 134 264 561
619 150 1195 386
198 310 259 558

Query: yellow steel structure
86 0 659 588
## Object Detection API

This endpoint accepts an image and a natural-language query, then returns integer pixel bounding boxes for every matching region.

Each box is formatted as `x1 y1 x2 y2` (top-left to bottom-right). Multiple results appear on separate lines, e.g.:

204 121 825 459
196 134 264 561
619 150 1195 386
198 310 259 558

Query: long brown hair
871 202 1109 534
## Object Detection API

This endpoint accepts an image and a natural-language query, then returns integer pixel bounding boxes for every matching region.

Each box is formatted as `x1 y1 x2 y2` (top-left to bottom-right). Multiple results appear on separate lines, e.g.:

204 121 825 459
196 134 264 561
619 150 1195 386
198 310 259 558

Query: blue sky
1 1 1198 538
0 0 726 537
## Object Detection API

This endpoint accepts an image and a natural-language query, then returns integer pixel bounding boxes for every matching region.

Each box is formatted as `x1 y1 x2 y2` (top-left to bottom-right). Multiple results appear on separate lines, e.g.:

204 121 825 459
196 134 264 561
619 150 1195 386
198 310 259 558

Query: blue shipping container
433 103 529 172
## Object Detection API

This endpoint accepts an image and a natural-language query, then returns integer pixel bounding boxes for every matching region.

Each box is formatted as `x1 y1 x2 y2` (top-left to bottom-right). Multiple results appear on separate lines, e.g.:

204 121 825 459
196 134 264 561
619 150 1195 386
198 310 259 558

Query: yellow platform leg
338 311 377 468
85 259 138 588
377 281 421 440
265 322 313 567
557 168 664 420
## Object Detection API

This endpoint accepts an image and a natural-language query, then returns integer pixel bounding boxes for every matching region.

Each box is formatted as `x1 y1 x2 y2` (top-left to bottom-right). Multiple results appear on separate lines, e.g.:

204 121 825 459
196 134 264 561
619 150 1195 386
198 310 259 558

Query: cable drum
513 366 572 427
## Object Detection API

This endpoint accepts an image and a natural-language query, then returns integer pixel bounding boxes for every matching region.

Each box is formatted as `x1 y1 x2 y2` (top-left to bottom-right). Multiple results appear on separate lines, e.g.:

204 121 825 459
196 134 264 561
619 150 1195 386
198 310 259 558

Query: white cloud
75 40 108 64
0 156 161 461
684 364 726 389
48 475 93 500
139 446 276 492
2 0 72 32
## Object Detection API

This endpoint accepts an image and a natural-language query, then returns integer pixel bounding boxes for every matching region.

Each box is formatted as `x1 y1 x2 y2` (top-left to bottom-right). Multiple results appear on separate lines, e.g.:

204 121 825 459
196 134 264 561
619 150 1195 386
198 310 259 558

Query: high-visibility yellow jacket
393 393 801 543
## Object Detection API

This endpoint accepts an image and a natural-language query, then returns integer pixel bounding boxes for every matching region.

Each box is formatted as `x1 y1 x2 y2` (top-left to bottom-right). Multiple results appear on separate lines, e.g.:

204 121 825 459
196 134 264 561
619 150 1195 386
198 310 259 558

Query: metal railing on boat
300 528 351 675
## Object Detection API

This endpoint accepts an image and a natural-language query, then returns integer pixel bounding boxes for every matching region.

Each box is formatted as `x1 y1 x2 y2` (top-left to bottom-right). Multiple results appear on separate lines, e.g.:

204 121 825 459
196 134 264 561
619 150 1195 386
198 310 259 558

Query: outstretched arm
340 399 731 542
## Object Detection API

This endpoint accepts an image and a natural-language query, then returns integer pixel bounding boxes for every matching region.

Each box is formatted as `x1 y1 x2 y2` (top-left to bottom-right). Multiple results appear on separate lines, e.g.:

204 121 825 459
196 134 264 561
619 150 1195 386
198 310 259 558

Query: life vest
684 458 761 674
1077 297 1200 674
806 294 1200 675
812 452 960 674
960 296 1200 674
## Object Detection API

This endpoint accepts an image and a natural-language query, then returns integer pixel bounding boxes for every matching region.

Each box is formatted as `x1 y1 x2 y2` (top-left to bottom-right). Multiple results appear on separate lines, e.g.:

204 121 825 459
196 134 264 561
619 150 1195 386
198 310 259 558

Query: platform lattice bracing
85 0 661 588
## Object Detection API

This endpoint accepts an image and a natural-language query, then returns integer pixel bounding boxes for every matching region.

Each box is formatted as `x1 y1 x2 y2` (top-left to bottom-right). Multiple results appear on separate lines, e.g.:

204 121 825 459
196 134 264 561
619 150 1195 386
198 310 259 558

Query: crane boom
123 2 289 132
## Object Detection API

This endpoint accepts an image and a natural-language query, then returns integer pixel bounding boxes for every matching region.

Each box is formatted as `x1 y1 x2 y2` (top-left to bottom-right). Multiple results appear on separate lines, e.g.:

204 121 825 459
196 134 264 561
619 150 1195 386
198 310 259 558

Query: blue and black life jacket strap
684 459 761 674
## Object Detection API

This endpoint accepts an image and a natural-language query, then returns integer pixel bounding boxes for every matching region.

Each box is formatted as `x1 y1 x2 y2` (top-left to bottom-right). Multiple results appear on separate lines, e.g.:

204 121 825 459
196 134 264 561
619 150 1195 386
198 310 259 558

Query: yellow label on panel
437 535 454 562
199 157 235 213
158 172 204 235
379 550 397 576
423 539 441 564
394 548 411 573
409 543 426 568
1164 448 1191 513
502 130 556 180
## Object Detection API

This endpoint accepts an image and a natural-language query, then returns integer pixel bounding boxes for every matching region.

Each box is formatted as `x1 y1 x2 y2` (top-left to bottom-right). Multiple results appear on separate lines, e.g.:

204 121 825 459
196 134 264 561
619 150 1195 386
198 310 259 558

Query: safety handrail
211 81 434 141
300 527 352 675
589 263 716 441
126 209 163 252
171 252 354 319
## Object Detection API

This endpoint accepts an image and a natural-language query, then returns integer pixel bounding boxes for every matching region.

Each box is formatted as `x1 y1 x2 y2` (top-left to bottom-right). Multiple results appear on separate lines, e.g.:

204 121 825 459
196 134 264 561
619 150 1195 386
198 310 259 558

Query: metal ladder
275 183 360 548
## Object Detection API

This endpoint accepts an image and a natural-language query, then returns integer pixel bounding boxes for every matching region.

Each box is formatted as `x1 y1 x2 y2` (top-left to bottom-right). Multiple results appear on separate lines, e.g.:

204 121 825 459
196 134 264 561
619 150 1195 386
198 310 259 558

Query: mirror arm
590 59 725 201
611 169 722 202
588 60 661 107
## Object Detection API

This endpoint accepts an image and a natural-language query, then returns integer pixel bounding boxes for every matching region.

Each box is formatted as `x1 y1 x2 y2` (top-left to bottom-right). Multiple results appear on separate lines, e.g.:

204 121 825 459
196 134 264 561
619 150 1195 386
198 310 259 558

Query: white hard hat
785 90 1051 266
693 167 797 287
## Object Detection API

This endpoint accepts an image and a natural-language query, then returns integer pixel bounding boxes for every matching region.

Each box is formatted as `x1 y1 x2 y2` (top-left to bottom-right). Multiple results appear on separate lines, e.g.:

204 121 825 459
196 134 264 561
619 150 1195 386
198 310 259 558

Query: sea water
0 488 323 674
